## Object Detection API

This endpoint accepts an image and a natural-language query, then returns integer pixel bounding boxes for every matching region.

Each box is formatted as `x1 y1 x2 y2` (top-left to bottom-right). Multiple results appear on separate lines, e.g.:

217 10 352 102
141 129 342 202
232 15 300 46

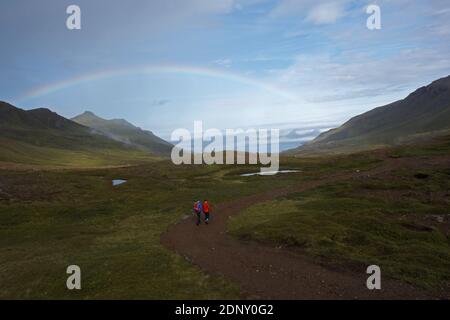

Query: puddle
112 179 127 186
414 173 429 179
401 222 434 232
240 170 300 177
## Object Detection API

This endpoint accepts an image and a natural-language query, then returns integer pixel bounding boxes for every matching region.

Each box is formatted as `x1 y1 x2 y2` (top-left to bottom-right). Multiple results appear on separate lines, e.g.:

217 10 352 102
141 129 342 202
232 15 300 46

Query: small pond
112 179 127 186
240 170 300 177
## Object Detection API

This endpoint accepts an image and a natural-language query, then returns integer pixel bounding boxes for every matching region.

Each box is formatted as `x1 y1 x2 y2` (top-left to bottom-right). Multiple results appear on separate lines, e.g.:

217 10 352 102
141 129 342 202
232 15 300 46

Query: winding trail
161 168 434 299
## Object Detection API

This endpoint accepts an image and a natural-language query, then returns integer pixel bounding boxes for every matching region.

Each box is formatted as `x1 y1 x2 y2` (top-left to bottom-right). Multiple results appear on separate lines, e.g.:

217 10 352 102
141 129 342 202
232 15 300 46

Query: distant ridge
286 75 450 155
72 111 173 157
0 103 83 132
0 101 160 166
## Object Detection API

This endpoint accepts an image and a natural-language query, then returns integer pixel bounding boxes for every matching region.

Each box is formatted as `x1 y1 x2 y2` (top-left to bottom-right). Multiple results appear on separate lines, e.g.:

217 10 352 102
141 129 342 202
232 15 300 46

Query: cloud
270 0 350 24
426 3 450 36
305 2 347 24
149 99 171 107
270 48 450 103
184 0 235 15
213 58 233 67
270 0 315 17
3 0 450 135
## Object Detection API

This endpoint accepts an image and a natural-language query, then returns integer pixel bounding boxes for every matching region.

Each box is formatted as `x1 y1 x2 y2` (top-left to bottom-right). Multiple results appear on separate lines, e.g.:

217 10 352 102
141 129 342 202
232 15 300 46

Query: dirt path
161 169 435 299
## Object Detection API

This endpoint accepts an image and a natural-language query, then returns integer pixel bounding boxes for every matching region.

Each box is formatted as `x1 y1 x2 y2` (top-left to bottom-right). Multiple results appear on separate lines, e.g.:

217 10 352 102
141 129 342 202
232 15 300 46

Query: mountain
0 102 102 147
72 111 173 156
286 75 450 155
0 103 82 132
0 101 159 166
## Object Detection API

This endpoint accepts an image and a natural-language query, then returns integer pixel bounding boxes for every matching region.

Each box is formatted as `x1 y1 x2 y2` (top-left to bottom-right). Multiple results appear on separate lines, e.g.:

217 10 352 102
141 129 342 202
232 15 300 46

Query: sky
1 0 450 146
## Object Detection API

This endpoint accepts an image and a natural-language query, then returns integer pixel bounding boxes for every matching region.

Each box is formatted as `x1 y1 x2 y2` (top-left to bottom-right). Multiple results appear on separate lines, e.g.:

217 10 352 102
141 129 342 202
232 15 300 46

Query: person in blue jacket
194 200 203 226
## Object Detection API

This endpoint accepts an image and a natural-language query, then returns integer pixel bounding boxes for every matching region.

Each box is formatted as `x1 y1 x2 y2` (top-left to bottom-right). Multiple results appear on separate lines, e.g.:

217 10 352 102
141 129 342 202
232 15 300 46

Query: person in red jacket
203 200 210 224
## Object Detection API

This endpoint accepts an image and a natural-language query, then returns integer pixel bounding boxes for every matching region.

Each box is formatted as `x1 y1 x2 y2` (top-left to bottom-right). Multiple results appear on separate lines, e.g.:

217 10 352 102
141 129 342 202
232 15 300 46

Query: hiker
194 200 203 226
203 200 210 224
193 200 201 225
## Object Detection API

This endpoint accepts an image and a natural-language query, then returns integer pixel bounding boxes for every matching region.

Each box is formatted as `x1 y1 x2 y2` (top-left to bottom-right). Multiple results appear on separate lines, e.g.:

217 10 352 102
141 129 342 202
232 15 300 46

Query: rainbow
19 64 298 101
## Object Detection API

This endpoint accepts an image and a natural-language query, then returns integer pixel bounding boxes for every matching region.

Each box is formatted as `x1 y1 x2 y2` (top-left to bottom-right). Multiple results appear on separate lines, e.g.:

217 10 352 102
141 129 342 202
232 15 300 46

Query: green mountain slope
0 102 158 166
287 75 450 155
72 111 173 157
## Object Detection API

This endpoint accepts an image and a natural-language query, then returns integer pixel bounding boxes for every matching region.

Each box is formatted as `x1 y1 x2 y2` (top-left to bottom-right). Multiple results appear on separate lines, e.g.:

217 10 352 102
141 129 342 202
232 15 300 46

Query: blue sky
1 0 450 143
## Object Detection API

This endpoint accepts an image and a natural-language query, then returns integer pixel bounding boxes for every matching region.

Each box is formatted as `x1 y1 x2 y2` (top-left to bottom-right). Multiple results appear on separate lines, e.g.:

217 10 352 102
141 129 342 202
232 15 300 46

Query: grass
0 158 320 299
387 134 450 158
1 136 449 298
0 164 236 299
229 149 450 291
0 136 160 167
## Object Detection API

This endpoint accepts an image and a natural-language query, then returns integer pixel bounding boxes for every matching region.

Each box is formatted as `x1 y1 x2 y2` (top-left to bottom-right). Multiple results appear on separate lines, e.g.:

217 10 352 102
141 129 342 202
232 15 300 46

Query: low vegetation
0 159 317 299
229 138 450 292
1 136 449 298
